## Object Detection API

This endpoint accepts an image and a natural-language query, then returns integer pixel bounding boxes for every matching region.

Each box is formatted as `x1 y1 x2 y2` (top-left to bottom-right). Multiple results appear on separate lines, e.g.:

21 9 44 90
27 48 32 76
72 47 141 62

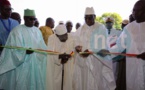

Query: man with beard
46 24 75 90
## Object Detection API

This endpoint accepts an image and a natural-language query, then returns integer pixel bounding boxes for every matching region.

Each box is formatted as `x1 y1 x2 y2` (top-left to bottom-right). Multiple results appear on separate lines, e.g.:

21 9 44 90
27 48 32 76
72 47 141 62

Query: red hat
0 0 11 7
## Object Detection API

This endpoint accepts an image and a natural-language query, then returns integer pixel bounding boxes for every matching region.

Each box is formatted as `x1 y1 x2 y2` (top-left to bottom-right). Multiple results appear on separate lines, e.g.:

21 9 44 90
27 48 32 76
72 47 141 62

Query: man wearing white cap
0 9 47 90
46 24 75 90
59 21 64 25
73 7 116 90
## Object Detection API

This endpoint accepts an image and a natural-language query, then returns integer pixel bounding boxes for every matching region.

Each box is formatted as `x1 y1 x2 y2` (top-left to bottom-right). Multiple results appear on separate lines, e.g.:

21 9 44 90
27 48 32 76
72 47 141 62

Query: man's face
0 5 12 18
132 1 145 23
66 22 73 33
11 13 21 24
47 19 55 29
56 33 68 42
24 16 36 27
34 20 39 27
129 14 135 22
85 15 95 26
76 23 81 30
50 19 55 29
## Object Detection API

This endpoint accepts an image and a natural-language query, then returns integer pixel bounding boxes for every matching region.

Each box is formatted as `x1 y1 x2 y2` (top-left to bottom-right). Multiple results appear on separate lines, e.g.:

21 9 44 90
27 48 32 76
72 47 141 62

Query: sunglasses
29 18 36 21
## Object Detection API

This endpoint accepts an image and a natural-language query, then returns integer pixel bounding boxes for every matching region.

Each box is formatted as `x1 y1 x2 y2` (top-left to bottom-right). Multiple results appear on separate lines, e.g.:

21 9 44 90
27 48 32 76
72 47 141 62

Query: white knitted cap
85 7 95 15
54 25 67 35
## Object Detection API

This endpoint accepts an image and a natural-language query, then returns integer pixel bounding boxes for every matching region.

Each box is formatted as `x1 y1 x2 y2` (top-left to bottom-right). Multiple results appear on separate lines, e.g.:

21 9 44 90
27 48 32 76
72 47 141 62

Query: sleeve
0 28 26 74
109 28 130 59
11 19 19 29
47 35 61 65
89 24 112 61
36 28 47 49
74 27 83 47
92 25 109 52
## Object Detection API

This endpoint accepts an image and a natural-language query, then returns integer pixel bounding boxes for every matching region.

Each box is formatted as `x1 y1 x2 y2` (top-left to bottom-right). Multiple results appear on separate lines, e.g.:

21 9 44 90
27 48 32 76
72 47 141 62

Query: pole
61 64 64 90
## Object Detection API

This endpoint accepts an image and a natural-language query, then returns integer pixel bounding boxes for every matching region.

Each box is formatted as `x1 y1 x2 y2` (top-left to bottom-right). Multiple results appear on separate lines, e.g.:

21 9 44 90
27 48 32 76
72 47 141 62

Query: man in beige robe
46 25 75 90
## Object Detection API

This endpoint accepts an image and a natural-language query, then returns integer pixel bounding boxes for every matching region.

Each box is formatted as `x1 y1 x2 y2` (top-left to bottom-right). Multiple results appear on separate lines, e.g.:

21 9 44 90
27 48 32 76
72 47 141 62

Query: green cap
24 9 36 16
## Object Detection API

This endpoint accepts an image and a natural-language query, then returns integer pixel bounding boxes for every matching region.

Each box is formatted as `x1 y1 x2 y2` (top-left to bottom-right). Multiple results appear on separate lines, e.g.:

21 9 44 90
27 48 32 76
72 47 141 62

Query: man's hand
75 46 82 53
97 49 110 57
0 45 3 51
59 53 71 64
81 49 90 58
26 48 34 54
137 52 145 60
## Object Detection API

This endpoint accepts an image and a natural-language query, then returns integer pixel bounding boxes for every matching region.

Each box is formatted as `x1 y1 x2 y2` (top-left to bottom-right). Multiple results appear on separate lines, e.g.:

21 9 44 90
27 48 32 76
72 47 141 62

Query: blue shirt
0 18 19 45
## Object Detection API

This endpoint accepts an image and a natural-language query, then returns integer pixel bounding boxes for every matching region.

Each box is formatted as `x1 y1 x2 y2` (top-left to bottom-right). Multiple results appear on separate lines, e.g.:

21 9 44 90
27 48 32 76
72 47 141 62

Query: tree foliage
95 12 123 30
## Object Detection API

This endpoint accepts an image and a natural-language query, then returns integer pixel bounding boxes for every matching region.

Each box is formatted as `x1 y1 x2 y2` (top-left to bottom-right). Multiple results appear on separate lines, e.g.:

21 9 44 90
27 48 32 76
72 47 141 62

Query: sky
11 0 138 31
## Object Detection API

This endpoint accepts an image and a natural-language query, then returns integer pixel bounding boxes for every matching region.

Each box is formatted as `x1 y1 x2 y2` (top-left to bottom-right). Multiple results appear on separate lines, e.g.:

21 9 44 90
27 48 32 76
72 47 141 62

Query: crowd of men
0 0 145 90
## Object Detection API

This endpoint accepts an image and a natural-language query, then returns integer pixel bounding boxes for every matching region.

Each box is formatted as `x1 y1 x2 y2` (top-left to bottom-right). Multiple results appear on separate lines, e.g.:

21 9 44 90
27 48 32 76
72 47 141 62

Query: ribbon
0 45 74 56
79 51 137 57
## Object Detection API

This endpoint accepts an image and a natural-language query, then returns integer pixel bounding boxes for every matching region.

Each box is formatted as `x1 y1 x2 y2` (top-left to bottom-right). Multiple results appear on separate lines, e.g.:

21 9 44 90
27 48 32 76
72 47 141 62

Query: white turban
59 21 64 24
85 7 95 15
54 25 67 35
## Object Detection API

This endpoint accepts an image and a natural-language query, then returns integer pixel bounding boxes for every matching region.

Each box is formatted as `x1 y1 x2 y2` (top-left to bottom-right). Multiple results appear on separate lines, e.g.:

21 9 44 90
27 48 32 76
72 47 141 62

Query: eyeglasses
29 18 36 21
85 15 95 20
3 8 13 11
85 16 94 20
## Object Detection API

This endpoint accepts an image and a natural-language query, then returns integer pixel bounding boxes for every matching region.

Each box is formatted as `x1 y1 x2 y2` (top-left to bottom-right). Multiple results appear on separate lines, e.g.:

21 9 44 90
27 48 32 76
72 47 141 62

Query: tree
95 12 123 30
